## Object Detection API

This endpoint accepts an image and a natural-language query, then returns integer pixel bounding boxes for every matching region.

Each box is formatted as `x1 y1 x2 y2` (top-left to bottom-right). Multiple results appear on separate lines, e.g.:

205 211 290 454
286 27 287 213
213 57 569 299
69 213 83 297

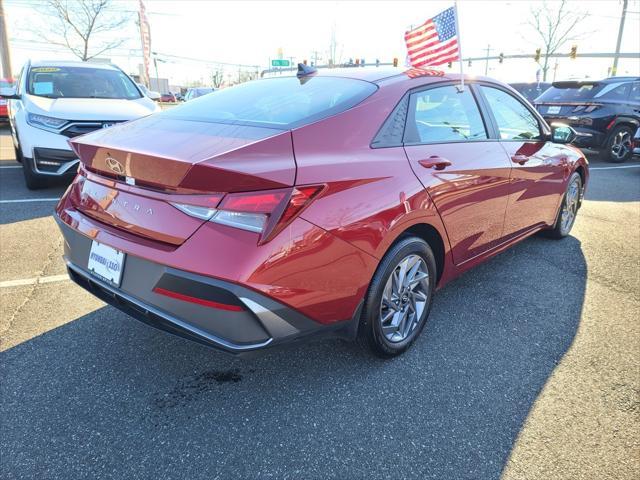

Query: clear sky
4 0 640 85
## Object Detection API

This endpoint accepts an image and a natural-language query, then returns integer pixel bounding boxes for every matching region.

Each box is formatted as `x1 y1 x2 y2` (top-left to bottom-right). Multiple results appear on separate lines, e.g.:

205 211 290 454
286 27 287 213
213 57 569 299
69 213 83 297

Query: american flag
405 6 460 68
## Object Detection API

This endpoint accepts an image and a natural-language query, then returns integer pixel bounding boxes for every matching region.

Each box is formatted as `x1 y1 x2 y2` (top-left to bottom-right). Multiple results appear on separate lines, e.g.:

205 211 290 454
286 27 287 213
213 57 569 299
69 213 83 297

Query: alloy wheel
611 130 632 161
560 177 581 233
379 254 430 343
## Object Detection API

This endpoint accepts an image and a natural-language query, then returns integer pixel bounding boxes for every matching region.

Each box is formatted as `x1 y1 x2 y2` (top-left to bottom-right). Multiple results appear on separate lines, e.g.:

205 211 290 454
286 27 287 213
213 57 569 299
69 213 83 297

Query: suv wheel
358 237 436 358
602 125 635 163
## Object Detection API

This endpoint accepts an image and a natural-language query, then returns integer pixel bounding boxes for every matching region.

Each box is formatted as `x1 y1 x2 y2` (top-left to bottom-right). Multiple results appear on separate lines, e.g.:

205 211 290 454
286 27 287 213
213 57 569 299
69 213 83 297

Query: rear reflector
153 287 244 312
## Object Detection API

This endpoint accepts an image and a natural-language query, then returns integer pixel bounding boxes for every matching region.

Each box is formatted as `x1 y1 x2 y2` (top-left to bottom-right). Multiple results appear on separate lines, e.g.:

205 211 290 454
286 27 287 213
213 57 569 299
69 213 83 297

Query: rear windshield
537 81 632 103
163 76 377 128
27 66 142 100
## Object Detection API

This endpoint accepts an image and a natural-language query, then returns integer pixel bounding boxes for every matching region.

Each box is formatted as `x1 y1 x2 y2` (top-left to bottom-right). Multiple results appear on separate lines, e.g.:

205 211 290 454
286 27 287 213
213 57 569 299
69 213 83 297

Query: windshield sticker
31 67 61 73
33 82 54 95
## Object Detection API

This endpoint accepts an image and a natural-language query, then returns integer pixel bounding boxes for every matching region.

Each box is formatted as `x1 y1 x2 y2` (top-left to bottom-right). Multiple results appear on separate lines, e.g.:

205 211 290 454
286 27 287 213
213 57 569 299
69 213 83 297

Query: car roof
29 60 120 71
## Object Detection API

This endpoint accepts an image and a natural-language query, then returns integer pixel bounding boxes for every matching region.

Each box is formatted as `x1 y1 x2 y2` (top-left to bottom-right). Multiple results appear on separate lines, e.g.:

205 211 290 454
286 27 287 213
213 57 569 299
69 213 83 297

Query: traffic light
468 59 472 67
393 57 398 67
570 45 577 59
447 61 452 68
499 52 504 64
534 48 541 62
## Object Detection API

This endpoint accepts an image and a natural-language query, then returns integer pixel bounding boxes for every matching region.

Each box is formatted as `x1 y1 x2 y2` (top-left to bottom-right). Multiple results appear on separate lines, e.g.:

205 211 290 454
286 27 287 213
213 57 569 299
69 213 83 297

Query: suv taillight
172 185 324 243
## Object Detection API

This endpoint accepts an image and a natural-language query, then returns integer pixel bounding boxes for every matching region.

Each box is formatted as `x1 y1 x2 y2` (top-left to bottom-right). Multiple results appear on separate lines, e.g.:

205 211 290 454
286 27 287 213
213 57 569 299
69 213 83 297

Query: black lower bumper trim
66 262 273 354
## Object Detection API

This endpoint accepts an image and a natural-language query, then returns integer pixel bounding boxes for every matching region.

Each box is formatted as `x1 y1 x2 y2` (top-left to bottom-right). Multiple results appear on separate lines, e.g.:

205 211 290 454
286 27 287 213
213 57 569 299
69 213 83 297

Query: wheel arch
396 222 446 284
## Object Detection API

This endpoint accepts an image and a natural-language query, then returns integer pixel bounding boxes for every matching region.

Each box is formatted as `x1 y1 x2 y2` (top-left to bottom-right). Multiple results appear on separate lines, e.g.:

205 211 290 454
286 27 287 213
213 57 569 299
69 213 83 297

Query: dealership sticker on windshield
88 241 125 286
31 67 61 73
547 106 561 114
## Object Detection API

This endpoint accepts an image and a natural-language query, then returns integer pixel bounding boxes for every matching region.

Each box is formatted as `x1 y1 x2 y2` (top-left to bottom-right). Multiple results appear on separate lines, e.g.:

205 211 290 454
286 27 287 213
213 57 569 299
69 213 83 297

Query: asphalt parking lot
1 125 638 479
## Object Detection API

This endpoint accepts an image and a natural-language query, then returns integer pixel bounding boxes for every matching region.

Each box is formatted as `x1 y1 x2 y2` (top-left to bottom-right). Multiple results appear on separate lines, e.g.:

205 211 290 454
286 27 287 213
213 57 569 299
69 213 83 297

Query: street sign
271 59 290 67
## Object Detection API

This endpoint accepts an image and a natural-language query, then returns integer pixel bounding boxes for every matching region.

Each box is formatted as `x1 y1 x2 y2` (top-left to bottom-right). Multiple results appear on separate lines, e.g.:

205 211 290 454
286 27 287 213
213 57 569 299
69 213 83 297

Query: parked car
136 83 161 101
55 67 588 358
535 77 640 162
633 127 640 156
0 77 15 121
184 87 214 101
509 82 551 103
6 61 160 189
160 92 177 103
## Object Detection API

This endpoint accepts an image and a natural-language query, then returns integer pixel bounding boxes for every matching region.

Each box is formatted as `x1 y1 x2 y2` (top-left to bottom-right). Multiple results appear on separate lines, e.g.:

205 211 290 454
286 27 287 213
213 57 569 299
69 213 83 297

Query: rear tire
22 154 49 190
544 172 582 239
600 125 635 163
358 237 436 358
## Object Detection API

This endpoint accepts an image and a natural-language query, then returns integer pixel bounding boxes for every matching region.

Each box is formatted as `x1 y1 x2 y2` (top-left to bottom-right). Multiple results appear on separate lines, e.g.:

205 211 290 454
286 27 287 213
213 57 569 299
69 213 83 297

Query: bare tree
527 0 587 81
42 0 130 61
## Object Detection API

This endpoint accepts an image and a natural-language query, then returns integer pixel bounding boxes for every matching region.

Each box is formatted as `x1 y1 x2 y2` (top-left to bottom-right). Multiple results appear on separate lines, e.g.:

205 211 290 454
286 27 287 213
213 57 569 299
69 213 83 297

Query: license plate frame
87 241 126 286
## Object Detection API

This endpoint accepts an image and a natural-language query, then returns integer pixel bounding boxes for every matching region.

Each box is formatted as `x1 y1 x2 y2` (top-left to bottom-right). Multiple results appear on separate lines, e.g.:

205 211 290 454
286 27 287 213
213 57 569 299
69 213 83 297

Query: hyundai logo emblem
105 156 125 175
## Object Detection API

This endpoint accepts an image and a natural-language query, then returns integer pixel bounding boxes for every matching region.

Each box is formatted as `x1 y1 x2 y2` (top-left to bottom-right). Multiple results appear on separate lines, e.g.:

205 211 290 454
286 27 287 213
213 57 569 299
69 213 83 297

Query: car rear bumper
57 218 356 355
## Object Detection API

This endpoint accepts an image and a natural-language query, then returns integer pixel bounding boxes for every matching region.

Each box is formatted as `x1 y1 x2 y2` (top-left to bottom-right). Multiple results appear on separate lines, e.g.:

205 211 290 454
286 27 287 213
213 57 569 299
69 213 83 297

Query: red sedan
55 66 588 357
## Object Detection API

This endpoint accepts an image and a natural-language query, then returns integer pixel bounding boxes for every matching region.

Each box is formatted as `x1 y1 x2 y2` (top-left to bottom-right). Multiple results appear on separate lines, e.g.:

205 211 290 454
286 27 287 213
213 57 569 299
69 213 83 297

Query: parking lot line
0 198 60 204
0 274 69 289
590 165 640 170
0 166 21 169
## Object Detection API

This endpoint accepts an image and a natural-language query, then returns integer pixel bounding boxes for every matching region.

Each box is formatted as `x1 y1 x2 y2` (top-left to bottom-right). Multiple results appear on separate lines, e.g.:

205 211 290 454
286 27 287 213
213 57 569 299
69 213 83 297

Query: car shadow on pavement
0 235 586 480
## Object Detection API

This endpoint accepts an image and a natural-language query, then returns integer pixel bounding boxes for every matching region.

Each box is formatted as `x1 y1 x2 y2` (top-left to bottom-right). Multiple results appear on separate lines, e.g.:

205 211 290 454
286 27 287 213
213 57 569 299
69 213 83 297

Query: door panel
478 85 566 239
499 141 568 239
405 143 512 265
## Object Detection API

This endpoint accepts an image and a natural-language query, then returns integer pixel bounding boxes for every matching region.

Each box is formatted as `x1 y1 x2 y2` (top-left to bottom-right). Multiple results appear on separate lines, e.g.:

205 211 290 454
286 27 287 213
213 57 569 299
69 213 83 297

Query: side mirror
147 90 161 101
550 123 577 144
0 87 19 99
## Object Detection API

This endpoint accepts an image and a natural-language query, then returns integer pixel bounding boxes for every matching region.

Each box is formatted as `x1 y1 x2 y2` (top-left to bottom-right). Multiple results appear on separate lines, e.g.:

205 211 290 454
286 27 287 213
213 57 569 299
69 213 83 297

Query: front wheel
544 172 582 239
358 237 436 358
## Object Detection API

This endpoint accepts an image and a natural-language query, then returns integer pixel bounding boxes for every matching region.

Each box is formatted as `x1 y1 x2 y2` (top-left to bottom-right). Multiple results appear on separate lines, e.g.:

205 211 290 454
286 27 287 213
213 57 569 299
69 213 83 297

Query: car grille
61 121 122 138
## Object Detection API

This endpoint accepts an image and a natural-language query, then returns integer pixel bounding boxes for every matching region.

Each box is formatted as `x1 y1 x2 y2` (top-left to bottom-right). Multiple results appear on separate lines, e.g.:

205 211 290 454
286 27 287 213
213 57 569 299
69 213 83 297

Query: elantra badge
105 156 125 175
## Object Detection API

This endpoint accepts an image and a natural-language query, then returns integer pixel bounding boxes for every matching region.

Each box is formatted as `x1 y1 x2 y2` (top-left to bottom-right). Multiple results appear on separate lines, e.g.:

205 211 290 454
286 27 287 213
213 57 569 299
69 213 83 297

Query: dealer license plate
87 241 125 286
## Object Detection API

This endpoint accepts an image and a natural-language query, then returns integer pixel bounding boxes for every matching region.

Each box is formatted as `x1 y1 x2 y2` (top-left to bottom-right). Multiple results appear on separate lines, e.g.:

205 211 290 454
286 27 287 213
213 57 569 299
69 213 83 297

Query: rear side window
404 85 487 144
163 77 377 128
481 86 542 140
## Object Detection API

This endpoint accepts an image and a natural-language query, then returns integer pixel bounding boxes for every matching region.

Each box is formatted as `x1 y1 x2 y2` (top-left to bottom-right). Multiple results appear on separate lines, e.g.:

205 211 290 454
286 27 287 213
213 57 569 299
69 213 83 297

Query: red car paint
56 69 588 338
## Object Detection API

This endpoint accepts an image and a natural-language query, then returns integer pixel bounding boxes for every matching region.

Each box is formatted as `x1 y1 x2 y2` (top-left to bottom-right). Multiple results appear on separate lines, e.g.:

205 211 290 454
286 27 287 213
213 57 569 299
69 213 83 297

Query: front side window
481 86 542 140
27 66 141 100
404 85 487 143
629 82 640 103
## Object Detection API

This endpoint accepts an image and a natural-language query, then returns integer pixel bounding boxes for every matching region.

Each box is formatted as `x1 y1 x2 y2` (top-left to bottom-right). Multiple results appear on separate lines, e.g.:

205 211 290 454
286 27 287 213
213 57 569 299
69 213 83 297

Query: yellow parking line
0 274 69 289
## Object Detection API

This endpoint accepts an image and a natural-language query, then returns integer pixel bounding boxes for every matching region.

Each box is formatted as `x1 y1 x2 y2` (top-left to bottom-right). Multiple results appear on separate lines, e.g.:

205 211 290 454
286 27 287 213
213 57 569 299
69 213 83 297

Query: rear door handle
511 154 530 165
418 156 452 170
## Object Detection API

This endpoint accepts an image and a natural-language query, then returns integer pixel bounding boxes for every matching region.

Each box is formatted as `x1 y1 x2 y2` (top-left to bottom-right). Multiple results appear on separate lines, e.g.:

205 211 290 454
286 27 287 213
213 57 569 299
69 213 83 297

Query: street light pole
0 0 13 79
612 0 628 76
484 44 490 76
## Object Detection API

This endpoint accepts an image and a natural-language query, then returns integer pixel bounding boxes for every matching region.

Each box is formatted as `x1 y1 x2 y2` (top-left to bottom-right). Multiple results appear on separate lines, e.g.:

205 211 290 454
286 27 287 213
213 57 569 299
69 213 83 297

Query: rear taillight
171 185 324 242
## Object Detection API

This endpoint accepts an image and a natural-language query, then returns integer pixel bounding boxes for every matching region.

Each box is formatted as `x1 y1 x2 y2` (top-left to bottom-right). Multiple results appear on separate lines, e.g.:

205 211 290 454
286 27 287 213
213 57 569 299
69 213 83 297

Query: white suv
6 60 160 189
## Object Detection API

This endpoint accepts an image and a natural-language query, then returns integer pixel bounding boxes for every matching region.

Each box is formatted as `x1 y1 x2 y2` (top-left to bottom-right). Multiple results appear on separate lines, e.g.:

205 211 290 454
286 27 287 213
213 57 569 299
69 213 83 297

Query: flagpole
454 0 464 92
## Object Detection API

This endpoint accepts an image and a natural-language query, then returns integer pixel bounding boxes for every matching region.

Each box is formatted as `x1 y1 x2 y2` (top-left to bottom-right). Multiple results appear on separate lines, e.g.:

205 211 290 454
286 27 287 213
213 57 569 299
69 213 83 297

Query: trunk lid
67 116 296 245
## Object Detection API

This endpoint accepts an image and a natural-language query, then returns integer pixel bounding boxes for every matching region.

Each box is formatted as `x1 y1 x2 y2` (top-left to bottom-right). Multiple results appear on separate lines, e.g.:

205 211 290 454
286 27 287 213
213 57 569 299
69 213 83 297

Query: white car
5 60 160 189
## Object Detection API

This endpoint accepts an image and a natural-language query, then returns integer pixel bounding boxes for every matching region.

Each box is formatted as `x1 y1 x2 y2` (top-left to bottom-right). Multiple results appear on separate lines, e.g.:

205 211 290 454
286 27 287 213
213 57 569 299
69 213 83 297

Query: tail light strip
171 185 325 243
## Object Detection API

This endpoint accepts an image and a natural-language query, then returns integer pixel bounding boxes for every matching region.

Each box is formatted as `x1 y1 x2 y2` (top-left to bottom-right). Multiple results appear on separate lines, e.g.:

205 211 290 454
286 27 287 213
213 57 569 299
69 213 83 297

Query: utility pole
0 0 13 79
612 0 628 76
484 44 491 76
